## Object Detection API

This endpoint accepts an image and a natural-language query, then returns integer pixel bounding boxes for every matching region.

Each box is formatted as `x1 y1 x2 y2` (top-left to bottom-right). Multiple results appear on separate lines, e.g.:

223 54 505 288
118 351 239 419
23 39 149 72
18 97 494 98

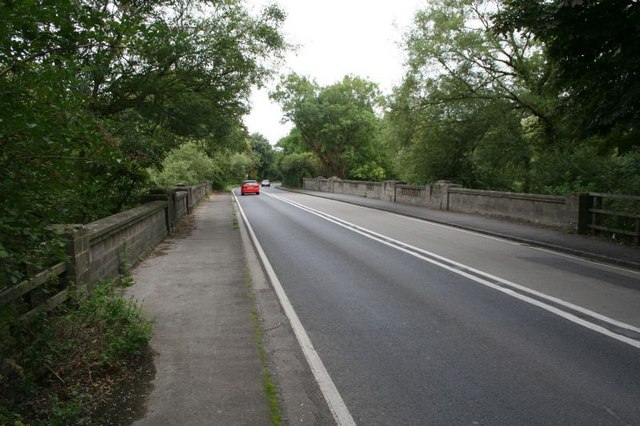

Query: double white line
265 192 640 349
237 191 640 426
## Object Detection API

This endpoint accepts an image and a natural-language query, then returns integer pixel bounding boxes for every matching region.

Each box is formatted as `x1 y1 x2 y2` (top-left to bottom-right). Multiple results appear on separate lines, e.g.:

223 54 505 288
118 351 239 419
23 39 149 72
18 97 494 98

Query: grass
245 269 282 426
0 277 152 425
223 183 237 193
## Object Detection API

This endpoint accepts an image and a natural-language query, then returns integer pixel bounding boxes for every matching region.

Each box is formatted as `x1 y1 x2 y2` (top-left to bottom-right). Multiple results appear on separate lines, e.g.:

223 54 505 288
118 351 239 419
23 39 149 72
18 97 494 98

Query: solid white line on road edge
233 192 356 426
266 192 640 350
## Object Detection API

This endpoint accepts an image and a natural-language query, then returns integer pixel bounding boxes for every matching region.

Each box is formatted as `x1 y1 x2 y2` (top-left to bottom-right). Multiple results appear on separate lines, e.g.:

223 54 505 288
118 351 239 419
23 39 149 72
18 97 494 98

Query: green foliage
275 128 308 156
272 74 388 179
0 279 151 424
1 0 286 286
149 141 221 188
149 139 262 189
386 0 547 187
530 147 640 196
494 0 640 137
384 0 637 195
250 133 277 180
230 151 261 182
279 152 322 188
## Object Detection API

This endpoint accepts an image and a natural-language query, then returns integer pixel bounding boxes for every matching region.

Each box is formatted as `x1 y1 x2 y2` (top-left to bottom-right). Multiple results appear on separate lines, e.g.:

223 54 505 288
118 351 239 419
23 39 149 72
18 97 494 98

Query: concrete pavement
127 193 271 425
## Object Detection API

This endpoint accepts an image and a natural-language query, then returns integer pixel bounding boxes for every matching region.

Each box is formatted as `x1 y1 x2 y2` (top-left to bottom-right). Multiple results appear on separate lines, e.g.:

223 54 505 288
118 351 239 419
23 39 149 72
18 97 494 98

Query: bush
0 279 151 424
530 146 640 196
279 153 321 188
149 141 222 188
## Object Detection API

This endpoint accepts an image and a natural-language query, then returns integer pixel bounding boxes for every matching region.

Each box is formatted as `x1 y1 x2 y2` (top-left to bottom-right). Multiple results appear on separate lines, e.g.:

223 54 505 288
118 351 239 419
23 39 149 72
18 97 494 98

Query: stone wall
395 184 429 207
305 177 383 199
303 177 584 231
4 182 212 316
447 188 567 228
66 181 211 290
174 190 189 222
85 202 167 287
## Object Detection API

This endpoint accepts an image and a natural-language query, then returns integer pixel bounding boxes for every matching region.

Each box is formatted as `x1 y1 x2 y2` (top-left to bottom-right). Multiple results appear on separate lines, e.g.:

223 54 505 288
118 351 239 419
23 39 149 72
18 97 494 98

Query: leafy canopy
385 0 639 194
271 74 388 180
494 0 640 137
0 0 286 285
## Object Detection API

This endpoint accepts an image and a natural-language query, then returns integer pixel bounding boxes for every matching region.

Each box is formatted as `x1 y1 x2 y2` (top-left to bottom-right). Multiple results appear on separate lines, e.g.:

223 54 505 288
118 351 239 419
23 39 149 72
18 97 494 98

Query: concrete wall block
448 189 566 227
85 202 168 286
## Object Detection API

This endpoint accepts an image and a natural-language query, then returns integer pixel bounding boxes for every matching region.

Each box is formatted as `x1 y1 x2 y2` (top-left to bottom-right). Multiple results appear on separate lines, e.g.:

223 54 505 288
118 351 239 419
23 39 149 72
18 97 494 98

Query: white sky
242 0 424 144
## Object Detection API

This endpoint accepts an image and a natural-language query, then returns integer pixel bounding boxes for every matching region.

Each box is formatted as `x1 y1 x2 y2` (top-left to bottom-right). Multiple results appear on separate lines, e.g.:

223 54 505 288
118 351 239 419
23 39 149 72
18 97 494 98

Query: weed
118 239 131 277
245 270 282 426
0 277 151 423
115 275 135 288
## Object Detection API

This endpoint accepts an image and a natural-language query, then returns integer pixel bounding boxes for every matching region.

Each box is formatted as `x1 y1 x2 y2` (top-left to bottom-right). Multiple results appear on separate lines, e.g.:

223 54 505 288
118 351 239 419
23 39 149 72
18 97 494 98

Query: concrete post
566 192 591 233
63 225 91 294
432 181 461 210
327 176 341 193
383 180 403 203
174 186 190 215
145 189 172 233
188 185 195 212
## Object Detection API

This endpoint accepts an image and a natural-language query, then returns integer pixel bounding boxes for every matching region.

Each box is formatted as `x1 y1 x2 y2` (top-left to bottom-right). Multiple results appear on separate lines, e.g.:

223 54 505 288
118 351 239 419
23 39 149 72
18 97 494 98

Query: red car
240 180 260 195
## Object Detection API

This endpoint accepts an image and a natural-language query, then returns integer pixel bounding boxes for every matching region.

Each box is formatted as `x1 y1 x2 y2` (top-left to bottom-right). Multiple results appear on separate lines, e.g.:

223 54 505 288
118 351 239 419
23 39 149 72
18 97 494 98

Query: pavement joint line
233 191 357 426
266 191 640 349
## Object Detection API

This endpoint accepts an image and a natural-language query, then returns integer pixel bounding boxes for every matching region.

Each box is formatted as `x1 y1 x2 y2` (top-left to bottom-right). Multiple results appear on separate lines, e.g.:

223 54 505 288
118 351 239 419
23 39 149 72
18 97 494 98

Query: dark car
241 180 260 195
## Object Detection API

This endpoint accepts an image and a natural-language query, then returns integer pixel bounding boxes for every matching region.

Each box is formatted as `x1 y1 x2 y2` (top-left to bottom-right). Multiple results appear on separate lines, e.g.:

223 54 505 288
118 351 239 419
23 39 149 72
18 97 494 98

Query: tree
229 151 261 183
385 0 639 195
0 0 286 285
402 0 563 146
148 141 223 188
250 133 277 179
385 0 549 188
271 74 388 179
279 152 322 188
494 0 640 140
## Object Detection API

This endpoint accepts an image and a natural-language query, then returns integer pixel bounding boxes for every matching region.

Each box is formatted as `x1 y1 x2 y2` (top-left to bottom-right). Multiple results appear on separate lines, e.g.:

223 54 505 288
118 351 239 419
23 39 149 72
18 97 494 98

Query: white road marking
233 192 356 426
282 191 522 245
278 191 640 276
266 192 640 349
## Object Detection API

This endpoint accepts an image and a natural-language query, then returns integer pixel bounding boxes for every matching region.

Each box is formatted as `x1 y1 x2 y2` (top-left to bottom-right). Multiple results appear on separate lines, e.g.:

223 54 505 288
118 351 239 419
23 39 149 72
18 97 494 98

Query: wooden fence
0 263 69 320
588 193 640 244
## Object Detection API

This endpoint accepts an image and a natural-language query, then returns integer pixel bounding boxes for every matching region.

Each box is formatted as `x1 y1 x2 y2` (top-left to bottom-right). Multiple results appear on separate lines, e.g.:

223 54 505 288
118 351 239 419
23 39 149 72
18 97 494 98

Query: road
236 186 640 425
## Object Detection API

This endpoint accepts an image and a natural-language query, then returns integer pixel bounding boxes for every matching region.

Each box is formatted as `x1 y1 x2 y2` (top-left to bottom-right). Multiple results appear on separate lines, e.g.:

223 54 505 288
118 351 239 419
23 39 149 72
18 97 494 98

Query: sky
242 0 424 145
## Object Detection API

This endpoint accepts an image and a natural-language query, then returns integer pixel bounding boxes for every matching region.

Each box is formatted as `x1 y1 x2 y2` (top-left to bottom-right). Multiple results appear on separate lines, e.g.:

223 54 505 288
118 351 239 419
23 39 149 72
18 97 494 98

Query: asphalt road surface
236 186 640 425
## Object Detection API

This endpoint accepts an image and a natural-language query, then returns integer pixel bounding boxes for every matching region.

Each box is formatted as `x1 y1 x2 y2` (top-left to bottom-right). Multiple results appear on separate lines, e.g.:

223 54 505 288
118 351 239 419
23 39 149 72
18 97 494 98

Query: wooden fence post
63 225 91 293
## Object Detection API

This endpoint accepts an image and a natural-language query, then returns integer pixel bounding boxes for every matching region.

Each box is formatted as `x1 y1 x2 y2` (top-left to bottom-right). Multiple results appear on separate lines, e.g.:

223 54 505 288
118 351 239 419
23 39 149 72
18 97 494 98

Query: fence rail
0 262 69 319
588 193 640 244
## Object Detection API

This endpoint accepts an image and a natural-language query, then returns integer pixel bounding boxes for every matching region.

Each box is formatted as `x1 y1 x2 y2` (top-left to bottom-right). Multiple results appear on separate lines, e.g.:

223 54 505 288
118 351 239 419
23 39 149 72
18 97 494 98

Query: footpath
127 193 271 425
125 188 639 425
